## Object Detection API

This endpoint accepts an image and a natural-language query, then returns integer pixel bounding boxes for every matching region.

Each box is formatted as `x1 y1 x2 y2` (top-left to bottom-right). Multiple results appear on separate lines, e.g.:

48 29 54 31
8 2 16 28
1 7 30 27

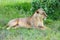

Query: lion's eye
36 11 39 14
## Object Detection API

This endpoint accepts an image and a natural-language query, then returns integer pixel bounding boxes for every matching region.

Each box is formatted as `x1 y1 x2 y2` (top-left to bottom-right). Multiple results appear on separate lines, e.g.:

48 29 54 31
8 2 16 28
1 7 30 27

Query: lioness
6 8 47 30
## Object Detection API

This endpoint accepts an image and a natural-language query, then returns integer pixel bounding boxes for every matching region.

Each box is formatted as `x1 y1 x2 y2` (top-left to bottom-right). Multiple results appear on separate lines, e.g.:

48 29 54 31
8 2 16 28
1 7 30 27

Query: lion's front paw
38 26 47 30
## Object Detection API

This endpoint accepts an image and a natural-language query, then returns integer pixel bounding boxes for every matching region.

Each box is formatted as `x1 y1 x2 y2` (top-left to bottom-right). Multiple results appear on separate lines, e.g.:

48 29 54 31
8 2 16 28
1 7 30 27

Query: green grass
0 22 60 40
0 0 60 40
0 0 32 6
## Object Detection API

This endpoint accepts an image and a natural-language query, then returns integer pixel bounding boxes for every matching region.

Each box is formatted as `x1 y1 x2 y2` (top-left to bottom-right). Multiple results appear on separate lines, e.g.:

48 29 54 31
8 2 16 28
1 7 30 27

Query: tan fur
6 8 47 30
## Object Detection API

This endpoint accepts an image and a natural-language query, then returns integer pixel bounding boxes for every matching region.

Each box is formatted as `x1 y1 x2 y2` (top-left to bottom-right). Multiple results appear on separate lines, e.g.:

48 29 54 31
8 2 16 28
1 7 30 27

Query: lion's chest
32 18 43 26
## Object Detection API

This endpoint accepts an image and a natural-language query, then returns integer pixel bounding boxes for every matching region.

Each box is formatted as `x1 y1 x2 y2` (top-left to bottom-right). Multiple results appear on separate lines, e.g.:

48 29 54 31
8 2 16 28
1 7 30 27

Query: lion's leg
38 25 46 30
7 26 12 30
43 26 51 30
33 22 46 30
6 24 17 30
33 23 39 29
38 25 51 30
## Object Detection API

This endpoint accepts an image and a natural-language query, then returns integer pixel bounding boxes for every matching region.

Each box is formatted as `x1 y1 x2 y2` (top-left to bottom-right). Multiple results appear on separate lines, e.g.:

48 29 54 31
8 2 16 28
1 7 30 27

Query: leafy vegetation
31 0 60 20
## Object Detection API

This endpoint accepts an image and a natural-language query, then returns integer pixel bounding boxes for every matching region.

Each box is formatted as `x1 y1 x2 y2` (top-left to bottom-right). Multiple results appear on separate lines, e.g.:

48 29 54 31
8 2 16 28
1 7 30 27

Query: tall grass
0 0 32 6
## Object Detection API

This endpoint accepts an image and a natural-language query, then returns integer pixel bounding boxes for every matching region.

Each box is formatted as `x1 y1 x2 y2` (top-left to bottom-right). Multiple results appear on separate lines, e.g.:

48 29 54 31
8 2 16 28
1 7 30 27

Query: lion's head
34 8 47 20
